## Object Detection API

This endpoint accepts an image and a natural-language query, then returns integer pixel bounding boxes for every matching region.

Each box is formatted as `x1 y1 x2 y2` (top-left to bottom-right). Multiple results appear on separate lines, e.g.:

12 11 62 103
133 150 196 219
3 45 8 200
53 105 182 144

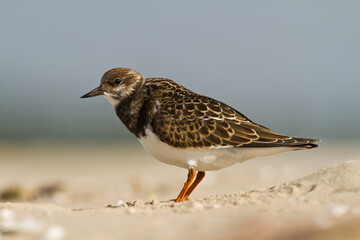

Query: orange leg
175 167 196 202
185 171 205 200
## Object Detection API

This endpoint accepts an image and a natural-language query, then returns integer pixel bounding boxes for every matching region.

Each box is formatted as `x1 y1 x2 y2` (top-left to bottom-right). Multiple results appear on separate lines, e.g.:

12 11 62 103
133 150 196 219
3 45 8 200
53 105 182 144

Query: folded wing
147 78 319 149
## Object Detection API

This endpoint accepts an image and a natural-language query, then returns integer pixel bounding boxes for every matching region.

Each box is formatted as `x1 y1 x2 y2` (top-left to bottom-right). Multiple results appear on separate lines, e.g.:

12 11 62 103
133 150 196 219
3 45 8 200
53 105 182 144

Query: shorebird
81 68 319 202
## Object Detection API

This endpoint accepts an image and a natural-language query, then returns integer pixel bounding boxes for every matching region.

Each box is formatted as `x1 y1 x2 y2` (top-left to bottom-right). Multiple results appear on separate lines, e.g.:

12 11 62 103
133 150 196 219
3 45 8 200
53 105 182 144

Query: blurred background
1 1 359 140
0 1 359 206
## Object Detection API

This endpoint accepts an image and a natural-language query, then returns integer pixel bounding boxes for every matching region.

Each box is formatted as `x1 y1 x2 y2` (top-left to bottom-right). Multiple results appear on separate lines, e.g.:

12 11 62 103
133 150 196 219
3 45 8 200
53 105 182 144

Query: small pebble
330 204 349 217
133 199 144 208
149 199 160 206
0 209 16 220
115 200 127 207
43 224 65 240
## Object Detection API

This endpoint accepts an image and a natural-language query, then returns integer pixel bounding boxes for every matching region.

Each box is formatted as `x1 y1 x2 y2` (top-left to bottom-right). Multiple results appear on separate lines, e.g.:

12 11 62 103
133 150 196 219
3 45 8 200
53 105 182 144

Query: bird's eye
114 78 122 85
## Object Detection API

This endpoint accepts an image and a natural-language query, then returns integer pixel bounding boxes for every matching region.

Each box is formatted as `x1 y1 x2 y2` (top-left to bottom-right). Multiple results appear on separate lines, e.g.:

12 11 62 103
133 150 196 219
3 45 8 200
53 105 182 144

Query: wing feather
147 78 319 149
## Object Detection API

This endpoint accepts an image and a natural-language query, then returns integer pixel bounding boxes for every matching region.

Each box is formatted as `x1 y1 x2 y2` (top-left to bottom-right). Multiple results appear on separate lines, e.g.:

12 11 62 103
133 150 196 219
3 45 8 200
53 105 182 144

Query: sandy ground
0 140 360 240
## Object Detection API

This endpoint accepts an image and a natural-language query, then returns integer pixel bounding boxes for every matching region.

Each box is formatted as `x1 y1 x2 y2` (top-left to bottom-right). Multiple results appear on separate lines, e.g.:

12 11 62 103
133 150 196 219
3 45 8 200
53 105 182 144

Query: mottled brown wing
147 78 317 149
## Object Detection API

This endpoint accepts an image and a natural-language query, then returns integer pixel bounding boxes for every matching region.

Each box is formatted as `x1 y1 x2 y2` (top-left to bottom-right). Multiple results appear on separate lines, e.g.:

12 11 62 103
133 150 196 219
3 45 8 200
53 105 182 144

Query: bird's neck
115 83 155 138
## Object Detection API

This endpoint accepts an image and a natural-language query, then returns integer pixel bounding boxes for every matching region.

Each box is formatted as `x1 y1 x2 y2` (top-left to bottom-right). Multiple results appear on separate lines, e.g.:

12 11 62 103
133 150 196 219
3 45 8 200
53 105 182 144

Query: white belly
138 129 294 171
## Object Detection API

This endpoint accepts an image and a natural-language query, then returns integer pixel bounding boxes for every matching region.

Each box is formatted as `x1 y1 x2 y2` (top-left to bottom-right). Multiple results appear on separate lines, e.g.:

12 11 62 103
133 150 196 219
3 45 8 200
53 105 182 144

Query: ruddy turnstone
81 68 319 202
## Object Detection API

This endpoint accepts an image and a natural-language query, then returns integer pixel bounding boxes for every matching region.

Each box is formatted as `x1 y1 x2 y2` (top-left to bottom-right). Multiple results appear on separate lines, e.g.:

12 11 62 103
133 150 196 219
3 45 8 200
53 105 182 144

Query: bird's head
81 68 145 106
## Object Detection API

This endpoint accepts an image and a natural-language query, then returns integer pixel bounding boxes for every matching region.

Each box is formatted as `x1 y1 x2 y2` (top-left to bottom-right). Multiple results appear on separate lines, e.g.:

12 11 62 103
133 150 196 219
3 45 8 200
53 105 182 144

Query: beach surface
0 140 359 240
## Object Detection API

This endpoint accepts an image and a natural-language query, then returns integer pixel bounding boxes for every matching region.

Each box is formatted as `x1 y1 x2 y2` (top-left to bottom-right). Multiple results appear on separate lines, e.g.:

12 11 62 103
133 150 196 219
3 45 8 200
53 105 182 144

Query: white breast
138 129 294 171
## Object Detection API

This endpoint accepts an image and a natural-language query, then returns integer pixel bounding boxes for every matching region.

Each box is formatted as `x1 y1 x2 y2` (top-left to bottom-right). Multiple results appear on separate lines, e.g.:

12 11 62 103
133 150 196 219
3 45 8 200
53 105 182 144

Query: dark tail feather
291 137 319 149
245 137 320 148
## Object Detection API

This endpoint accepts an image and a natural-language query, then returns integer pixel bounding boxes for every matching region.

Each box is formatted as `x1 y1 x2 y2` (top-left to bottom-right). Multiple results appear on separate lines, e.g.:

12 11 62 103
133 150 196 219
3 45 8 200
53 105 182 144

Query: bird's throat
102 93 120 107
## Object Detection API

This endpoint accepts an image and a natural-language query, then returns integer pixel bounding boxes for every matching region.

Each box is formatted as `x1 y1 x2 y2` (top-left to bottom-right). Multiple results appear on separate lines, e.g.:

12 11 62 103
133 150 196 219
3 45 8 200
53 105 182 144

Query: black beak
81 86 104 98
